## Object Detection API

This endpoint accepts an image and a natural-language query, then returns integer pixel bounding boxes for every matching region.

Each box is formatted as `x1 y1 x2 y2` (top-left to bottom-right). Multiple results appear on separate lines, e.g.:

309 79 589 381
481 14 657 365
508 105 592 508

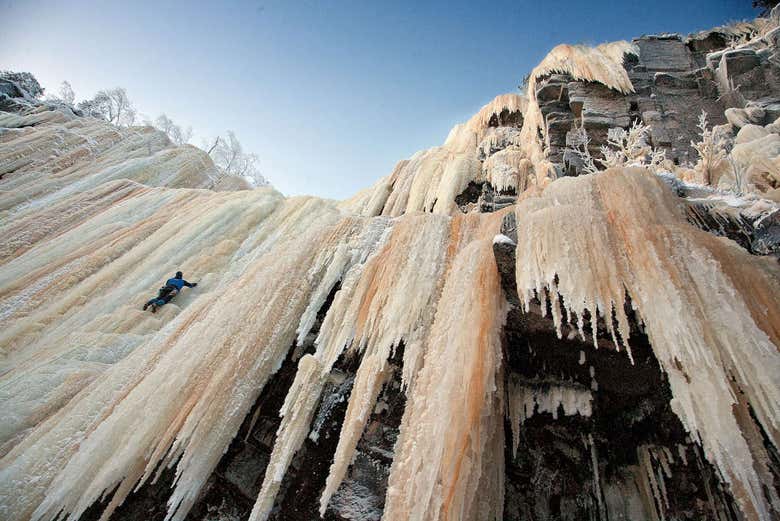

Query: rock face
539 37 701 170
531 23 780 178
2 13 780 521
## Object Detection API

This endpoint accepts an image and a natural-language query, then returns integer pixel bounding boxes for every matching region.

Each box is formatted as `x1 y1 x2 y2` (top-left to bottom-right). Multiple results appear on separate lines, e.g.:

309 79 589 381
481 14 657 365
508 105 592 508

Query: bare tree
45 81 76 108
154 114 192 145
564 124 598 175
208 131 268 187
78 87 136 126
58 81 75 105
211 131 243 174
205 137 220 155
599 121 665 170
236 151 265 186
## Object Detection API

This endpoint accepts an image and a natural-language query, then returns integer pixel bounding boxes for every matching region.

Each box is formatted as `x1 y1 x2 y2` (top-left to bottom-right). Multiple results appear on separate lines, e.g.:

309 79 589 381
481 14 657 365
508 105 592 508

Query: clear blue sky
2 0 760 198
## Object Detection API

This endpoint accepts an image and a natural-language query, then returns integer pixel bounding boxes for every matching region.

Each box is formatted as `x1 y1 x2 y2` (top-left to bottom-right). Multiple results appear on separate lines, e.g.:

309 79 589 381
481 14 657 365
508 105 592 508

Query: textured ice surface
514 168 780 519
2 41 780 521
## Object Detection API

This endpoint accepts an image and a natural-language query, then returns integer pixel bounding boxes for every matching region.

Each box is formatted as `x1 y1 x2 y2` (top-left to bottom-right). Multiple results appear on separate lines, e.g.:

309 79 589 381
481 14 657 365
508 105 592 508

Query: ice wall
0 101 516 521
2 26 780 521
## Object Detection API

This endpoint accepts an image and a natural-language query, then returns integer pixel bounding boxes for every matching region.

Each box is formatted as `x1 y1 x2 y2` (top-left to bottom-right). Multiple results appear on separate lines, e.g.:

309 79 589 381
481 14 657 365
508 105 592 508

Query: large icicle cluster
382 214 508 521
528 42 638 95
250 213 449 521
251 210 512 521
506 376 593 458
514 168 780 519
342 94 529 217
0 188 362 521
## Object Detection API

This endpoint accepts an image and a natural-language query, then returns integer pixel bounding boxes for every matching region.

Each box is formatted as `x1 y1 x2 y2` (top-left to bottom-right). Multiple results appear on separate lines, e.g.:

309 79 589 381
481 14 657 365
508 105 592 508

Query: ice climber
143 271 198 313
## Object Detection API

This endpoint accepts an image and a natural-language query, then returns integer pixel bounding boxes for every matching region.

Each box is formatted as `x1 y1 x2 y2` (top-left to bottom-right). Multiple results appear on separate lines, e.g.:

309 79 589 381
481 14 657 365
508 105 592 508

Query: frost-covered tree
564 125 599 174
599 120 665 170
45 81 76 108
154 114 192 145
0 70 44 97
78 87 136 126
58 81 75 105
210 131 244 174
242 155 268 187
208 131 268 187
565 120 665 175
691 111 729 185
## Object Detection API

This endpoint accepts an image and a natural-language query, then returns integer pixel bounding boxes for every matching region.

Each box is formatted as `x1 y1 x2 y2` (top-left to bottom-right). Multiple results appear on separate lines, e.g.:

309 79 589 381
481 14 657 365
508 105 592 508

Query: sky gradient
2 0 761 198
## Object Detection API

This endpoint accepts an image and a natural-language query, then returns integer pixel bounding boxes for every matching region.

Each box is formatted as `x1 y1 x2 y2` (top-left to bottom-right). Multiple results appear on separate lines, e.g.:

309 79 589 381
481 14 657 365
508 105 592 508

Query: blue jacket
166 277 194 290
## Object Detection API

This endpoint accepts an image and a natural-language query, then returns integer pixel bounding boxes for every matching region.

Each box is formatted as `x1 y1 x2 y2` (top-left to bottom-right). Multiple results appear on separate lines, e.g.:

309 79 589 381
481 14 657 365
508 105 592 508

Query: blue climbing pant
146 285 178 309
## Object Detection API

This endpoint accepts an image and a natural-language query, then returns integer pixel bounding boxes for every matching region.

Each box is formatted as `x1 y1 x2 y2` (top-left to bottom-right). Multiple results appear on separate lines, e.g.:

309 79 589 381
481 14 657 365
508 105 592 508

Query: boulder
735 124 769 144
731 133 780 190
745 104 767 123
568 81 630 127
545 111 575 133
535 74 570 103
686 30 730 54
753 98 780 122
766 116 780 134
725 107 763 128
686 197 780 256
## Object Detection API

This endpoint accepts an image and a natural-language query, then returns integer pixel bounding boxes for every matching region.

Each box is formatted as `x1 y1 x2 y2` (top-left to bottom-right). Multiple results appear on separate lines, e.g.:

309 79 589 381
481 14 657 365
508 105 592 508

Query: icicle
319 354 391 515
251 214 451 521
515 168 780 520
309 374 355 443
382 233 508 521
529 42 637 95
638 446 667 521
587 434 607 521
296 217 392 345
249 356 327 521
465 94 527 135
483 149 530 193
507 377 593 458
677 444 688 466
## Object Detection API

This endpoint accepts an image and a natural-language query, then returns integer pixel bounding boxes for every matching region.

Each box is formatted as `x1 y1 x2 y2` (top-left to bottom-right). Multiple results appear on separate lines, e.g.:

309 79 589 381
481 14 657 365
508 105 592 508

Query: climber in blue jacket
143 271 198 313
